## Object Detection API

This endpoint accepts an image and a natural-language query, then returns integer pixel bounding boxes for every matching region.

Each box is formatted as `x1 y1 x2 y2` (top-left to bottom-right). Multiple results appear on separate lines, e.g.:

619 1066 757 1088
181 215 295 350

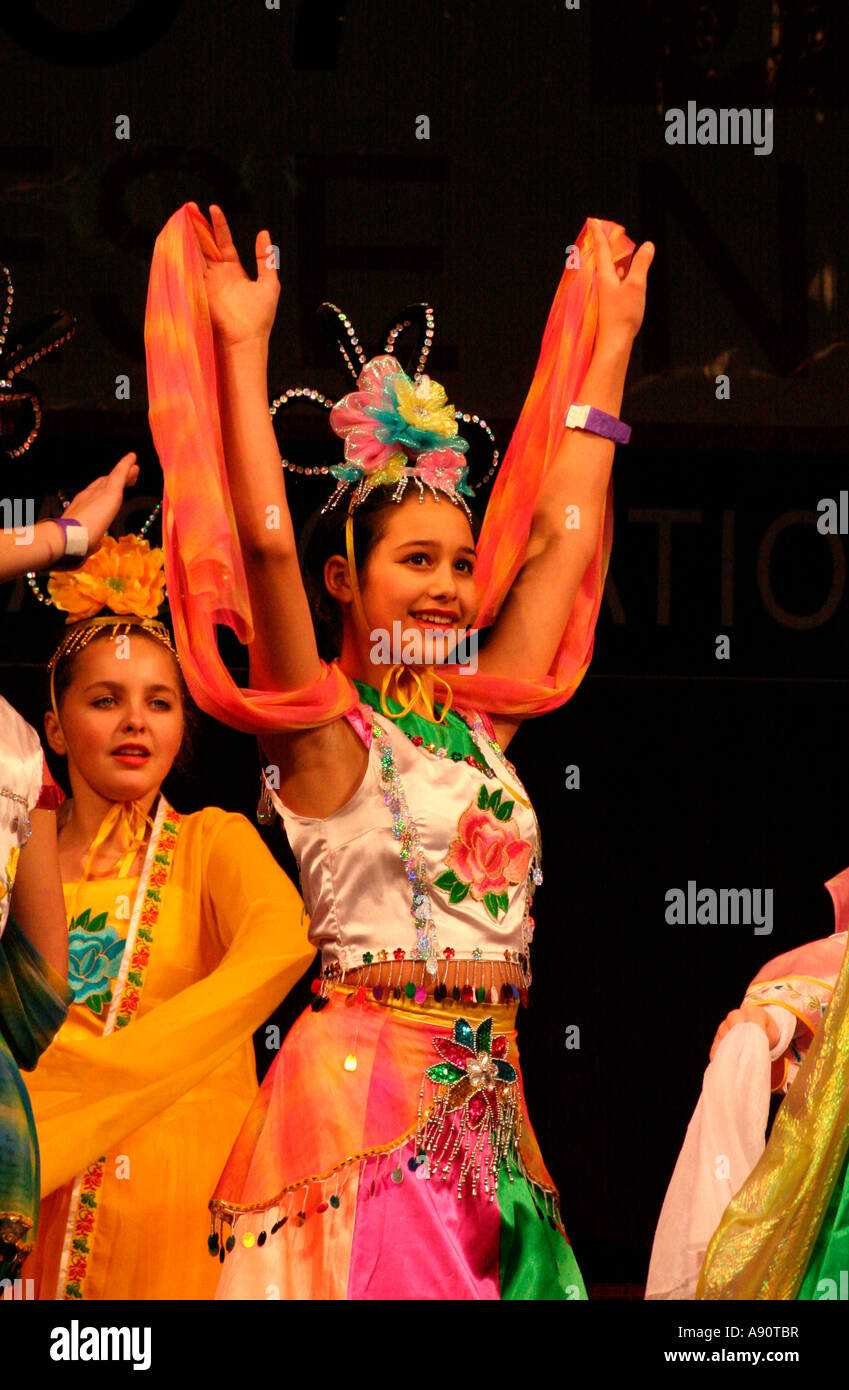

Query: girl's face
354 494 478 646
46 633 184 804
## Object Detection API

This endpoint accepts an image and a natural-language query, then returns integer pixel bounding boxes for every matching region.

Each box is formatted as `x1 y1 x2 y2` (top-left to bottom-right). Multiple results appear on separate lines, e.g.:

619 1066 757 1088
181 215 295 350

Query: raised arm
476 222 653 689
199 205 322 694
0 453 138 583
198 208 368 816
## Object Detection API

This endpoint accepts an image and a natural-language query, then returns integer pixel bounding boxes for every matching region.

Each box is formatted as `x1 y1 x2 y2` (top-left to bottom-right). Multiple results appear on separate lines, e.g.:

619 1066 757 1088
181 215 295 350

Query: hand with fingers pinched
190 202 281 351
589 217 654 353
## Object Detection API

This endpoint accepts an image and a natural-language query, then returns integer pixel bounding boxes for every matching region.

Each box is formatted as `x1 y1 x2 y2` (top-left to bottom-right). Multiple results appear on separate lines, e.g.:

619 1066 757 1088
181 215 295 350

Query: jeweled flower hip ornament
416 1015 521 1200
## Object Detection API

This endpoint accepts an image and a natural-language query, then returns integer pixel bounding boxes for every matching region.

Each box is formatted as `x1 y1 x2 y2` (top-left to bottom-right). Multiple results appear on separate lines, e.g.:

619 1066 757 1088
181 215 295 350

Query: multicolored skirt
210 989 586 1300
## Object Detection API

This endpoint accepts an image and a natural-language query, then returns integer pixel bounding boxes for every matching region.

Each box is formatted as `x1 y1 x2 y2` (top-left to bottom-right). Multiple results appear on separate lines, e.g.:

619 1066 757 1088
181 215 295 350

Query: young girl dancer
146 203 652 1299
22 534 314 1299
0 454 138 1280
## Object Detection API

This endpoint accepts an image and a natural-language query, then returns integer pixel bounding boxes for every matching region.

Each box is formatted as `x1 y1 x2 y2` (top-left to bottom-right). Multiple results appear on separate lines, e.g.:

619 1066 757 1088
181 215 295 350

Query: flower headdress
269 305 500 715
26 510 178 717
270 302 500 519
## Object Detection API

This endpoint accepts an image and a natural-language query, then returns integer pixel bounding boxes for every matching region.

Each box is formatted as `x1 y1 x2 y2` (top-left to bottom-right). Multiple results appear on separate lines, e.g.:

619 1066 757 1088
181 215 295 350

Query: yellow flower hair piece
48 534 166 622
45 534 177 721
392 374 459 439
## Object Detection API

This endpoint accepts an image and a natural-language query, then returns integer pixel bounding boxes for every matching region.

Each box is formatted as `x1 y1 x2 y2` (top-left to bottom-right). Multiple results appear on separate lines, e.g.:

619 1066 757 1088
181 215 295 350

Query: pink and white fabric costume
646 870 848 1300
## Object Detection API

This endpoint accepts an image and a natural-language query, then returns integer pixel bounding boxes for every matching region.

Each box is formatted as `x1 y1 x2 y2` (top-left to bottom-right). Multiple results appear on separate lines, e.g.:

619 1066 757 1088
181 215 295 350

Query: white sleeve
646 1024 772 1300
761 1004 797 1060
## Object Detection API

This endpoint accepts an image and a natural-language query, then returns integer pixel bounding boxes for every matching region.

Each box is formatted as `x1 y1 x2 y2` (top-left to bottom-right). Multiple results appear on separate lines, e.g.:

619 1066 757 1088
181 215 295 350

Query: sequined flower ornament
436 786 532 922
426 1016 517 1130
48 534 166 621
329 355 471 491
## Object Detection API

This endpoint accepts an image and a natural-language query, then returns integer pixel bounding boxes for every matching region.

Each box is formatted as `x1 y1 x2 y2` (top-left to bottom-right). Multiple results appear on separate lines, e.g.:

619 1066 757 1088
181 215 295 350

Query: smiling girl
21 540 314 1299
146 202 652 1299
1 453 137 1281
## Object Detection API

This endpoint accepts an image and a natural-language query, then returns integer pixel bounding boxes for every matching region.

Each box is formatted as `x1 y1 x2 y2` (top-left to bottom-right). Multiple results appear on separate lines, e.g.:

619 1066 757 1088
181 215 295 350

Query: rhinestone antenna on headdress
269 302 500 517
0 263 76 458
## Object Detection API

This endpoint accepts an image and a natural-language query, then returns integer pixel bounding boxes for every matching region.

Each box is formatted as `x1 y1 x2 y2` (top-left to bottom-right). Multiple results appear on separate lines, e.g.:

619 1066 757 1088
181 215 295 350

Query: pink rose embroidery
435 786 532 922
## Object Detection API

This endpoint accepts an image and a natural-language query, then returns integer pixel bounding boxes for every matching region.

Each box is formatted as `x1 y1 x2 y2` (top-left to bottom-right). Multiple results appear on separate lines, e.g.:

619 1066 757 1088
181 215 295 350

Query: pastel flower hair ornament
328 355 473 514
269 301 500 518
268 302 501 723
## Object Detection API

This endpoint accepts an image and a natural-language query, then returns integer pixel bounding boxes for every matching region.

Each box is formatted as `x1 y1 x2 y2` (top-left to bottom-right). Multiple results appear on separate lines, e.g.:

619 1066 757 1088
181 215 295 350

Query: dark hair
47 626 199 774
298 489 482 661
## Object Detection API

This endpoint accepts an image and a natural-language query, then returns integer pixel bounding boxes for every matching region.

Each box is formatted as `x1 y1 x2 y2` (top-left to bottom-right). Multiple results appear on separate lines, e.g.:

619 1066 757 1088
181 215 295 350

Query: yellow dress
23 800 314 1300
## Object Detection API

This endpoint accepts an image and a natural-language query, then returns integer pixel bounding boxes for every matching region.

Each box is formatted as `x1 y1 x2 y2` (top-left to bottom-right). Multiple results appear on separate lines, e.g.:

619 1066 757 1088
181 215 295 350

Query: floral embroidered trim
59 803 181 1299
62 1161 106 1300
114 816 178 1030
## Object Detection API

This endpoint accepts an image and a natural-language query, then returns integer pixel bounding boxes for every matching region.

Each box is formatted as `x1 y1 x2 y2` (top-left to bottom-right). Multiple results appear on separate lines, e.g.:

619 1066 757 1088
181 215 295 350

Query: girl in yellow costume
23 533 314 1300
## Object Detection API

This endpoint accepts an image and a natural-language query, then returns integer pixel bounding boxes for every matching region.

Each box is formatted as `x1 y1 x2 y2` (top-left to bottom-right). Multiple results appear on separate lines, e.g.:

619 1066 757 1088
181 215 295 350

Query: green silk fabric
496 1158 588 1300
0 916 72 1279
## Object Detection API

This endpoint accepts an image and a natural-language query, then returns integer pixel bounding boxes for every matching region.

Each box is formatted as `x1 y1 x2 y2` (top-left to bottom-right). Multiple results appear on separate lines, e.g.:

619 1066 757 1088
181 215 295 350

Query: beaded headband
47 614 177 675
269 302 500 520
0 264 77 458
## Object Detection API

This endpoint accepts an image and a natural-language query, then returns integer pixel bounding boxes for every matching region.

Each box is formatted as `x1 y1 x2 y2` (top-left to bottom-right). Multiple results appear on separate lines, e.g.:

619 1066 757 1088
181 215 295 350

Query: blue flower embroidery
67 908 125 1013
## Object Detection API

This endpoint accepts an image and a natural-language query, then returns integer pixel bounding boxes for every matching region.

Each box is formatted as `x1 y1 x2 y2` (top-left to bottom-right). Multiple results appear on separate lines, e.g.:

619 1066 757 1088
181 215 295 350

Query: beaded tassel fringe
415 1080 522 1202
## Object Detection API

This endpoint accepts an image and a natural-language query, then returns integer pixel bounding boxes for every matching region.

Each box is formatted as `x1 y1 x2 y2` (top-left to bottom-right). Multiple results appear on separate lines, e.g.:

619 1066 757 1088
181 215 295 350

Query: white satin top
268 703 539 974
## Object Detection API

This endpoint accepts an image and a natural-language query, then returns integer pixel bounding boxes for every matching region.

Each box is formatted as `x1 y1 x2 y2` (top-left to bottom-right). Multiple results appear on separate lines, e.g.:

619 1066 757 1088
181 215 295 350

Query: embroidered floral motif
745 979 831 1019
434 785 532 922
67 909 125 1015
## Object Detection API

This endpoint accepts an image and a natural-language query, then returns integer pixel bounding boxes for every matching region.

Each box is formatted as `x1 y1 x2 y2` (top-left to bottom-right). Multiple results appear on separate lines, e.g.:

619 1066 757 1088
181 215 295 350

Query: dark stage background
2 0 848 1294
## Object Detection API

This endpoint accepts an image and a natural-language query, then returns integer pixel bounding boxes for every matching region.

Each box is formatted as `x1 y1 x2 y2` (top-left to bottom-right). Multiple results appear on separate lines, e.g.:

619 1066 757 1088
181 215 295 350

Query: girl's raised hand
590 217 654 351
63 452 139 554
194 203 280 350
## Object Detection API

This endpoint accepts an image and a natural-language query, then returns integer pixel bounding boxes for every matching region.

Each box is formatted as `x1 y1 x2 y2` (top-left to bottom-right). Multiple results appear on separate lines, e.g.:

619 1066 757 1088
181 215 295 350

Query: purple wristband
50 517 89 571
565 403 631 446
